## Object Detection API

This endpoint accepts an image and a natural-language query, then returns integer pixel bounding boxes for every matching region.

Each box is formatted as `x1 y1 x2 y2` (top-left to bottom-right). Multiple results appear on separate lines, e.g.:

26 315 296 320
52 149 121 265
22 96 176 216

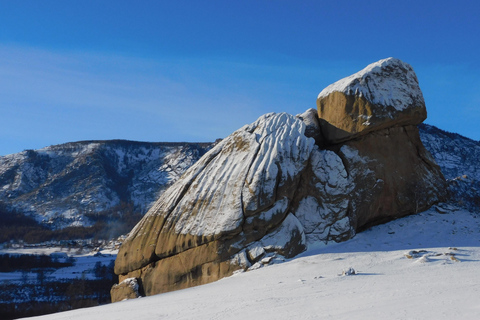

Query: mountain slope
419 123 480 211
0 140 212 229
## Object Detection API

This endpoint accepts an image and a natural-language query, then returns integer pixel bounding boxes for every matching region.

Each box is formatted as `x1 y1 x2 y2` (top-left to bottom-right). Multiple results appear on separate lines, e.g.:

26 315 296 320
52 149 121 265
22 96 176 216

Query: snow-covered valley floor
27 207 480 320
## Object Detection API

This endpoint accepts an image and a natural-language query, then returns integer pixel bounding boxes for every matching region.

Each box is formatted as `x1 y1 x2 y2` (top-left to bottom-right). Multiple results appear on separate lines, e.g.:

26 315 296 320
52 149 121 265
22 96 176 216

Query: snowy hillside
419 124 480 211
26 206 480 320
0 140 212 229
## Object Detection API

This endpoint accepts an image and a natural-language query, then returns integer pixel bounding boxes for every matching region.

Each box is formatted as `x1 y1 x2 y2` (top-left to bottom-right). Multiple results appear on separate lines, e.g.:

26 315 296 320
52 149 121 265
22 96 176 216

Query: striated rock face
112 58 447 302
317 58 427 144
114 113 317 297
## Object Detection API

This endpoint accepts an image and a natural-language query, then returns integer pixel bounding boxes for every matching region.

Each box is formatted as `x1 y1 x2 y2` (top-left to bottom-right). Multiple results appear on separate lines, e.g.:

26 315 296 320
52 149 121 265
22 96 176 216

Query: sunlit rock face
112 58 447 302
114 113 319 298
317 57 427 144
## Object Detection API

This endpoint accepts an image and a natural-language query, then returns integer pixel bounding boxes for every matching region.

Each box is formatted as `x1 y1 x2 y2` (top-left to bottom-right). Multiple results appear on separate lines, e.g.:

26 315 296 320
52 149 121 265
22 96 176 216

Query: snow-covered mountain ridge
0 140 212 229
419 123 480 212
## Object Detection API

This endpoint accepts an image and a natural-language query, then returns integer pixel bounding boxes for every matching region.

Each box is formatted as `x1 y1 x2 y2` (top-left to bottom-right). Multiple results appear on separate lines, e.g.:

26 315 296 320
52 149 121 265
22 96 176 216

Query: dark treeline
0 262 116 320
0 201 142 243
0 253 75 272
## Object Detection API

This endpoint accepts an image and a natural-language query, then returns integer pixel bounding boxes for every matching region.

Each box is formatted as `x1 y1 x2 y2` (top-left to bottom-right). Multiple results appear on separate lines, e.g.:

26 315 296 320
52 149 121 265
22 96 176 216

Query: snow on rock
317 58 424 111
229 250 251 270
112 59 447 302
110 277 140 302
293 147 353 245
242 113 315 215
114 113 318 299
295 108 322 143
258 213 306 258
246 245 266 263
340 267 356 276
317 57 427 144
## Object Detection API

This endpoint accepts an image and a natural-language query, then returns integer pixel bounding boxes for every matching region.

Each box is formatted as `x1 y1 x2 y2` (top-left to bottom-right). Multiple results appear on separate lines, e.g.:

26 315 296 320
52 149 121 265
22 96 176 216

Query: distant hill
419 123 480 211
0 140 213 241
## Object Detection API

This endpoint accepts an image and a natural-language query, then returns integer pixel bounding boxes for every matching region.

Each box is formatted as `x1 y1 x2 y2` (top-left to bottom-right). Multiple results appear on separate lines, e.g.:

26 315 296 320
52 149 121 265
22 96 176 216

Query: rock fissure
240 134 264 218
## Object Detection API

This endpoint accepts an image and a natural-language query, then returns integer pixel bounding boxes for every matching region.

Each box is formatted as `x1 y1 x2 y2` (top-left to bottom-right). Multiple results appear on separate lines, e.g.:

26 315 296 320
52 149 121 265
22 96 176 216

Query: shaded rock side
336 125 448 231
317 57 426 144
292 146 354 246
296 108 323 144
113 113 315 300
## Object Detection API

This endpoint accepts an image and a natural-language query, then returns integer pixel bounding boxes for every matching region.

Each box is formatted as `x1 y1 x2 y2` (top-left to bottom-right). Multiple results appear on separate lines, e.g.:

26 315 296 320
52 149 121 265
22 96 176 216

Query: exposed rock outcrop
317 58 426 144
112 58 447 302
110 278 141 302
337 125 446 231
114 113 315 296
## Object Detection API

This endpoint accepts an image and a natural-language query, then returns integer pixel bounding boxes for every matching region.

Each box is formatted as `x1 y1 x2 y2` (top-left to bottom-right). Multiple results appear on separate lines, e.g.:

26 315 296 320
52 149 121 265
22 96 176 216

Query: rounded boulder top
317 57 427 144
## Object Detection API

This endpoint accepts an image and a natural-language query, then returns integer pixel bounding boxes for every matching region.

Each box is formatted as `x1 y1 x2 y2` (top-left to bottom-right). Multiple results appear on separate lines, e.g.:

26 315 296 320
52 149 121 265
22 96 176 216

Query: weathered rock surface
292 146 354 245
114 113 317 299
296 108 323 144
317 57 427 144
112 58 447 302
336 125 447 230
110 278 141 302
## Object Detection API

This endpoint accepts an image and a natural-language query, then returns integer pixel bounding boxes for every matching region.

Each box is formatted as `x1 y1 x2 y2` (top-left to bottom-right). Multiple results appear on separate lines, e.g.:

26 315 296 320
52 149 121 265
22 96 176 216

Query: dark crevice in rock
164 148 223 221
240 134 264 219
329 145 351 178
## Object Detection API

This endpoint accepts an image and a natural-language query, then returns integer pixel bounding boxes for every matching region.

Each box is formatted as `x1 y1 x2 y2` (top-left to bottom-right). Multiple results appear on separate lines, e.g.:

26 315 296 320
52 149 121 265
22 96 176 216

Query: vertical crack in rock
240 130 268 219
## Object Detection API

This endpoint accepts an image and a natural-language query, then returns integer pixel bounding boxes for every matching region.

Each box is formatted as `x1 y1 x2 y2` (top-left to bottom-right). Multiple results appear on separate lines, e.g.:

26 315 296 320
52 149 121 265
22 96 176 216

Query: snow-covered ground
0 247 117 283
23 206 480 320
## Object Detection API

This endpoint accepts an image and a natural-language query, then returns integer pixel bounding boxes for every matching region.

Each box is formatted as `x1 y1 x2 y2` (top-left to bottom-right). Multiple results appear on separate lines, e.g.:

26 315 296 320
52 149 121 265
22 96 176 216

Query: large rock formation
112 58 447 302
114 113 317 296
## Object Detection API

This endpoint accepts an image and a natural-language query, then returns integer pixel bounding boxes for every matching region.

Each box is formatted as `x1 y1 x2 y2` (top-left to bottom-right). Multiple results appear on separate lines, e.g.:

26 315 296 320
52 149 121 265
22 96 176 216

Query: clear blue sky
1 0 479 156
